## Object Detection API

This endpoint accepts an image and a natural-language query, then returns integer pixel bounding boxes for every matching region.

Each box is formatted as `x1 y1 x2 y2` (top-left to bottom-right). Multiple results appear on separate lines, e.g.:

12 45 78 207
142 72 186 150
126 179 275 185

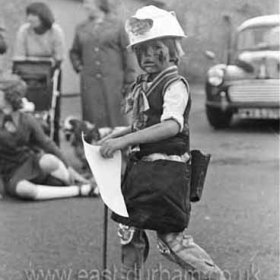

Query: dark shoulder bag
190 150 211 202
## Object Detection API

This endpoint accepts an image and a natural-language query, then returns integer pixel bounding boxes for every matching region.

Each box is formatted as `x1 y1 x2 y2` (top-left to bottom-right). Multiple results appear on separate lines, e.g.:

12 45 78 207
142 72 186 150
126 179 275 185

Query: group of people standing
13 0 137 128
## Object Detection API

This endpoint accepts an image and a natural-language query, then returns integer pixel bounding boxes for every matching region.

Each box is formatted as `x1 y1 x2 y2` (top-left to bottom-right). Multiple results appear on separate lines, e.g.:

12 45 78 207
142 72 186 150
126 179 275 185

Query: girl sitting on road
0 74 98 200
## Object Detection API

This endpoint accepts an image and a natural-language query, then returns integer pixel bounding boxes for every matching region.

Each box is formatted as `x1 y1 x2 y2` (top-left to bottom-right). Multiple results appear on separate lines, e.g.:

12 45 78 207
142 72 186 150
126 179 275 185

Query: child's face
136 40 172 74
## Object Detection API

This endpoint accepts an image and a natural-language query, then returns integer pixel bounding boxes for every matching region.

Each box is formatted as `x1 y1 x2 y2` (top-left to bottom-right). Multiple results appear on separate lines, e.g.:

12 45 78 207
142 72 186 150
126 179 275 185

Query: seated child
0 74 98 200
99 6 225 280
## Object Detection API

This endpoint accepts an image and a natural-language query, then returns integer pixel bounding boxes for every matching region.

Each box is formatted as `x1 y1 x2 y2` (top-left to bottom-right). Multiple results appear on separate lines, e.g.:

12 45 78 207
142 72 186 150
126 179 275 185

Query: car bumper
206 79 280 119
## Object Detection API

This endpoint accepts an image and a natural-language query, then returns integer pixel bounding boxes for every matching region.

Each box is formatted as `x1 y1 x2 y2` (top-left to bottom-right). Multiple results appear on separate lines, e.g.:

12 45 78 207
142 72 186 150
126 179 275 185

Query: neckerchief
1 113 17 133
125 66 179 130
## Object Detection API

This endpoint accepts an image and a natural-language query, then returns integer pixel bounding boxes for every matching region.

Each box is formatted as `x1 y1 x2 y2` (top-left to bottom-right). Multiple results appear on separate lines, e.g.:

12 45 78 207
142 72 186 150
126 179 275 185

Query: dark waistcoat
136 66 191 157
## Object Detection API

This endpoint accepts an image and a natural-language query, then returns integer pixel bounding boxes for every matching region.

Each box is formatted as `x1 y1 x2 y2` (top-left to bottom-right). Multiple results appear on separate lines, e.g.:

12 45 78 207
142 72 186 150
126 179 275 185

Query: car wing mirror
205 50 216 60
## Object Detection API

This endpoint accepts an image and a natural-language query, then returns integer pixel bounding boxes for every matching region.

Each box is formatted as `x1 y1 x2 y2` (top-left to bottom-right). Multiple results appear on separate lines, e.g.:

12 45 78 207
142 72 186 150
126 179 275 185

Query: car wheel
206 107 232 129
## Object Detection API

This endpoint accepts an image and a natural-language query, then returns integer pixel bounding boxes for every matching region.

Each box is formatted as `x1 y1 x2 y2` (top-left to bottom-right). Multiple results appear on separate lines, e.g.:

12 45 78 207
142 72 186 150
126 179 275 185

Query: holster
190 150 211 202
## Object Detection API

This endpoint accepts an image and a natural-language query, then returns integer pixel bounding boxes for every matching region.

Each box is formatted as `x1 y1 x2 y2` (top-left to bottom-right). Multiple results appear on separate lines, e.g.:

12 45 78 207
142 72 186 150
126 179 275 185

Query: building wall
117 0 279 81
174 0 278 81
0 0 278 83
0 0 31 69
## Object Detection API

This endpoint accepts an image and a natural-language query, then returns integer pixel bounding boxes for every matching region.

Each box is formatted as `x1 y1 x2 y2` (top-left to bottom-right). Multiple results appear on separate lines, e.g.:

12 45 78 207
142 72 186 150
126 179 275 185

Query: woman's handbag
190 150 211 202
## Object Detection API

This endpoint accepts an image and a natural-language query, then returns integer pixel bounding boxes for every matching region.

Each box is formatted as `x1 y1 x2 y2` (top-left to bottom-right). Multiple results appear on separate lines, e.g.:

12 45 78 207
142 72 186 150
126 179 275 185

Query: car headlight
208 68 224 86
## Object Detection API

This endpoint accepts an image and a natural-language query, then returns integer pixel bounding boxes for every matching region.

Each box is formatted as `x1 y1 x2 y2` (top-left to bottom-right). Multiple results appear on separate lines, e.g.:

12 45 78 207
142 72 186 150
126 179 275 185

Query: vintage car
205 14 280 128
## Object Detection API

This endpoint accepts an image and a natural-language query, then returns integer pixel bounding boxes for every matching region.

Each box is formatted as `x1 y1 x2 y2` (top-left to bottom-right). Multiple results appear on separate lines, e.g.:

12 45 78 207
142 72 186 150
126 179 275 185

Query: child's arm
27 114 68 166
100 79 189 158
98 126 132 144
100 120 179 158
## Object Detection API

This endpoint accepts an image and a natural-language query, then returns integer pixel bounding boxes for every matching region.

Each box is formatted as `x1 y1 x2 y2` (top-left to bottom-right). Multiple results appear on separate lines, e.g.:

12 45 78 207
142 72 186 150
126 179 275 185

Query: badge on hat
126 18 153 36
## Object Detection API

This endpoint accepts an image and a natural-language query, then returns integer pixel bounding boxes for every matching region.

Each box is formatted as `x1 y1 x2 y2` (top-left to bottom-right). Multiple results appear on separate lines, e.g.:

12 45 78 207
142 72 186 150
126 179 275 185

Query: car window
237 25 280 51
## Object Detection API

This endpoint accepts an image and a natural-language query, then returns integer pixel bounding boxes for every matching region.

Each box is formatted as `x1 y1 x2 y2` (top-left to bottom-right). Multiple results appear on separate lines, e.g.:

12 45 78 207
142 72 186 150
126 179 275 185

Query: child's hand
97 133 114 145
100 137 128 158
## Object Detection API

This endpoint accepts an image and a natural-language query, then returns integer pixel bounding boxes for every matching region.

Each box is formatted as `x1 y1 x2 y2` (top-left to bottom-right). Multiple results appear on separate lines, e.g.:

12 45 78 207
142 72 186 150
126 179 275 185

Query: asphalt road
0 86 279 280
0 0 279 279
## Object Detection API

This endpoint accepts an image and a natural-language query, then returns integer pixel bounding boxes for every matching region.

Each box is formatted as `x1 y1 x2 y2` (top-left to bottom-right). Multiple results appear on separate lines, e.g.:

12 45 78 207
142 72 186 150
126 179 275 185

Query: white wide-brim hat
125 5 187 48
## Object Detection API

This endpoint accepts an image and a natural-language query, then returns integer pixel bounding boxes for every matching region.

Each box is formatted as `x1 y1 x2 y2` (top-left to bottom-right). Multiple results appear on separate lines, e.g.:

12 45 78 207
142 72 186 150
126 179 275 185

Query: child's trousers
118 225 225 280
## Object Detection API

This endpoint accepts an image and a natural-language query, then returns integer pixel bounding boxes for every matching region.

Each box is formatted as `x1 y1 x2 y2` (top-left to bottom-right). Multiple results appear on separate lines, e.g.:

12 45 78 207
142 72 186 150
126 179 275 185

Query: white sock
34 185 79 200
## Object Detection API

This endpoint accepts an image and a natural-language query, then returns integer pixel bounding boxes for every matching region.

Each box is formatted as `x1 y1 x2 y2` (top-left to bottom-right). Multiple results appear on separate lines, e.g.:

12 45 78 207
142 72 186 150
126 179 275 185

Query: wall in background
116 0 278 81
0 0 278 91
0 0 30 70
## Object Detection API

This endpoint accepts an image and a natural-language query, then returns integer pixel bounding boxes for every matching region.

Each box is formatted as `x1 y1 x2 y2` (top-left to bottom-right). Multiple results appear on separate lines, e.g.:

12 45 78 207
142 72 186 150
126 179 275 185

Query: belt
141 152 190 163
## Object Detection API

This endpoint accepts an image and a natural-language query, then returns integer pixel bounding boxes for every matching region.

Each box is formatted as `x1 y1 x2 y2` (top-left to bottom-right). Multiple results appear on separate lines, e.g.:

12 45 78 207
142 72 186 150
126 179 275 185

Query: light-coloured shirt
14 23 65 62
161 79 189 132
145 78 189 132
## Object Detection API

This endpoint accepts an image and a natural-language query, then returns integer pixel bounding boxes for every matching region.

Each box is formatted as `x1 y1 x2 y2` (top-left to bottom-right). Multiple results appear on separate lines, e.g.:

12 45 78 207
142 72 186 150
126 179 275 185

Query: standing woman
69 0 137 127
14 2 66 145
14 2 65 69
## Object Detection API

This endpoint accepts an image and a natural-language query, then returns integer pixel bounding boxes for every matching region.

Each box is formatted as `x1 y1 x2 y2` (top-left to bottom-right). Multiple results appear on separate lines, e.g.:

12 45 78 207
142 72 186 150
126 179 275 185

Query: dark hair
0 75 27 111
84 0 110 14
98 0 110 14
26 2 55 30
133 37 180 65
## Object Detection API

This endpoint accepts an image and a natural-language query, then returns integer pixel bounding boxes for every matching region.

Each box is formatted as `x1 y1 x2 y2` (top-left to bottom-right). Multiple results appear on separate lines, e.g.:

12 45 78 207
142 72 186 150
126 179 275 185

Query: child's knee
157 232 225 280
15 180 38 200
39 154 60 173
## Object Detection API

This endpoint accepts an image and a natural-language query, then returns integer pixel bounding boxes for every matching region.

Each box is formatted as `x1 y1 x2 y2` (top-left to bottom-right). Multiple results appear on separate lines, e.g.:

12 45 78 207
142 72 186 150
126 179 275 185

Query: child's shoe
79 183 99 197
